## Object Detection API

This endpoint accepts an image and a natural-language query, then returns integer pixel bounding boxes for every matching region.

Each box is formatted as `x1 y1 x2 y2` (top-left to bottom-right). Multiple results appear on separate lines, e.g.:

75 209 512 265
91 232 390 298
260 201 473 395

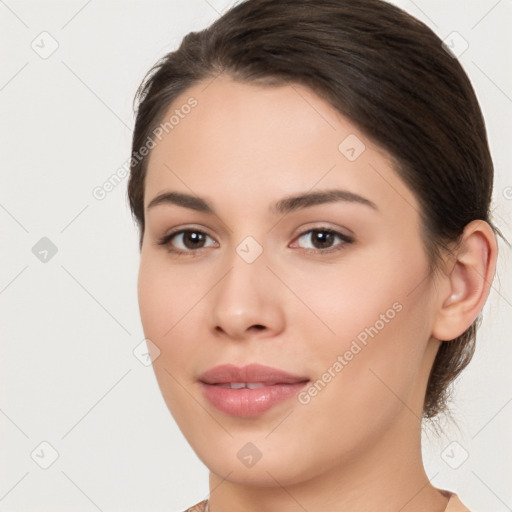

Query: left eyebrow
270 189 378 215
145 188 378 215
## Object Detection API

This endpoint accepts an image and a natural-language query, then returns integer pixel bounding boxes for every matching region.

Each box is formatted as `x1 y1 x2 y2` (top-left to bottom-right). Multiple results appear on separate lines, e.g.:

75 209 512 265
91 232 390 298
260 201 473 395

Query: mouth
215 382 270 389
198 363 310 417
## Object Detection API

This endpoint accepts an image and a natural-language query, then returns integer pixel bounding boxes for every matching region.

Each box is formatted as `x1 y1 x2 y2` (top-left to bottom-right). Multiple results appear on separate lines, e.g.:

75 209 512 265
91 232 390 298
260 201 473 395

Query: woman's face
138 75 441 486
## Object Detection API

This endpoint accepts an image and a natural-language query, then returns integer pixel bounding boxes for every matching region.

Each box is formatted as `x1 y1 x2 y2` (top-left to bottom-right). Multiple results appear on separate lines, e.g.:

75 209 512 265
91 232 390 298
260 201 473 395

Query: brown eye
178 231 208 249
157 229 217 254
294 228 353 252
309 230 335 249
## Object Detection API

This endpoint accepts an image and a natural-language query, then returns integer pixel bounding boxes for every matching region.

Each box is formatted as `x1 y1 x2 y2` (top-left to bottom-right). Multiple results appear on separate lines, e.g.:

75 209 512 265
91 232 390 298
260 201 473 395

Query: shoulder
445 493 471 512
183 499 208 512
182 495 471 511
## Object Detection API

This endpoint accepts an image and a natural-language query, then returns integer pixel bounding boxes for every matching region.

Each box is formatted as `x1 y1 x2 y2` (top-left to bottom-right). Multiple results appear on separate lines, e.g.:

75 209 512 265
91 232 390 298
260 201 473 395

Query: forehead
143 75 419 220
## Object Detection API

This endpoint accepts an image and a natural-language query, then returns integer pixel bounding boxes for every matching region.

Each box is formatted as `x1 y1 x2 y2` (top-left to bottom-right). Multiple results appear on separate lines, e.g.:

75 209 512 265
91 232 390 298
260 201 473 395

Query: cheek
137 252 220 386
281 273 433 473
286 237 428 344
289 238 434 399
137 255 203 420
138 252 200 336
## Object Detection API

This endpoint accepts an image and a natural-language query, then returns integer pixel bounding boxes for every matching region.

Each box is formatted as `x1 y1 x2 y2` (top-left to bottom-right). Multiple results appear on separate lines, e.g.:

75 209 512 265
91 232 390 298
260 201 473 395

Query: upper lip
198 363 309 385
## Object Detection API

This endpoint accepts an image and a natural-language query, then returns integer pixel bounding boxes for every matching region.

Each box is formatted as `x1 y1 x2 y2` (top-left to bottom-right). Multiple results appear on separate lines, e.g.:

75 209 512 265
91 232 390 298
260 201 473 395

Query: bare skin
137 75 497 512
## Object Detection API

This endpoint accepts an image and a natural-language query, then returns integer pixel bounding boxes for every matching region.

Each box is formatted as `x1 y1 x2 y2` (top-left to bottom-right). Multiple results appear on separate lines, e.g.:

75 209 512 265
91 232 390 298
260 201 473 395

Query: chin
192 437 324 488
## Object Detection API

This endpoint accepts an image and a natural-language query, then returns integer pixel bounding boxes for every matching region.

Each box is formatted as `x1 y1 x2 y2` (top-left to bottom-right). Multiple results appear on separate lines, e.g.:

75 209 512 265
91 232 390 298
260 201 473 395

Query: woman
127 0 501 510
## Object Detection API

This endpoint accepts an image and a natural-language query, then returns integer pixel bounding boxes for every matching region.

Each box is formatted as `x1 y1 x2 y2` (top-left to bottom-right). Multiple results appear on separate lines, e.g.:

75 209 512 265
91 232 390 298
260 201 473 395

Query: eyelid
156 225 217 249
290 226 354 252
156 224 354 255
291 222 354 239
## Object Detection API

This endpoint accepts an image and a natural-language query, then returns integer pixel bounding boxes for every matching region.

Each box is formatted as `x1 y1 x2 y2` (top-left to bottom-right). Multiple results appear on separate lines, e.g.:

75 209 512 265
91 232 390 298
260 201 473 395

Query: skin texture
137 75 497 512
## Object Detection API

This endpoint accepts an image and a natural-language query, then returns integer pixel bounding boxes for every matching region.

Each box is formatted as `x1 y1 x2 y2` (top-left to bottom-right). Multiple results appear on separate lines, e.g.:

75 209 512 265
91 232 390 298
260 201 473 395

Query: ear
431 220 498 342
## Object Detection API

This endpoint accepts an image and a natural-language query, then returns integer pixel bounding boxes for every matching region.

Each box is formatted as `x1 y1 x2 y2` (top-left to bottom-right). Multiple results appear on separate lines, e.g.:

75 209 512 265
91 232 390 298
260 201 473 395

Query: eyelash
156 227 354 256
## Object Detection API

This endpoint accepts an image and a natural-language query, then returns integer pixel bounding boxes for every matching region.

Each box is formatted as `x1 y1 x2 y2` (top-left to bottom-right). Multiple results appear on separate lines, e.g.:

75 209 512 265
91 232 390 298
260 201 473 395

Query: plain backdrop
1 1 511 511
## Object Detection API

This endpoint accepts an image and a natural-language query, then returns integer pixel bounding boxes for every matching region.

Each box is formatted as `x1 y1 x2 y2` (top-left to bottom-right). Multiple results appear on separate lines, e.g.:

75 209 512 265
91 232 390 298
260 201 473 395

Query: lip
199 363 310 417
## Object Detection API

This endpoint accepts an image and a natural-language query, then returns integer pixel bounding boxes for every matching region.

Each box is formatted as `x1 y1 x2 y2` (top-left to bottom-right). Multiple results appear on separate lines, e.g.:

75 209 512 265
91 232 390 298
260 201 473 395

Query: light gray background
1 1 511 511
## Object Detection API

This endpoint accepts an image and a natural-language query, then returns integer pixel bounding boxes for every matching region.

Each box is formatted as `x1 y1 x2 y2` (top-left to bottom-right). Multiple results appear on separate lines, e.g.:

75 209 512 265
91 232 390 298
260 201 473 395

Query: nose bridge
218 236 268 313
221 230 268 290
208 234 284 339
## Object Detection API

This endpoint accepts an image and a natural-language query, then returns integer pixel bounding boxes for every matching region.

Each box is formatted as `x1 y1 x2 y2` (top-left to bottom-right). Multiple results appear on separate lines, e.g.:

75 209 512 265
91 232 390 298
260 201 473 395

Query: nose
208 249 286 342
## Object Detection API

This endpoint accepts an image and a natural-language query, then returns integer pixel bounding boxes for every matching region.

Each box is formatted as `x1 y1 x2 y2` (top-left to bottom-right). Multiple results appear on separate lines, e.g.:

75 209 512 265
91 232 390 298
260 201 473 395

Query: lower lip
200 382 308 417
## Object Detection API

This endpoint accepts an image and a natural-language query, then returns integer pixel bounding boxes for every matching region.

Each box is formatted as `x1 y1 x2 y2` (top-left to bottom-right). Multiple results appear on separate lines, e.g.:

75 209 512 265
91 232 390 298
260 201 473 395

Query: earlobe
432 220 498 342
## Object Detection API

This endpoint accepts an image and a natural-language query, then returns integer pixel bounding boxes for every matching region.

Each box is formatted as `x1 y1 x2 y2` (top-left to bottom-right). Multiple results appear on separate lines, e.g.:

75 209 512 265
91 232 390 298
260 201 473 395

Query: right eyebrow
147 191 213 213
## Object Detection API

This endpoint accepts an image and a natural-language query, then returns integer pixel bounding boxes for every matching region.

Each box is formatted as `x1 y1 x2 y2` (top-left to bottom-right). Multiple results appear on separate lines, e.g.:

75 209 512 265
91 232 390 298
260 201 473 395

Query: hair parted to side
127 0 501 419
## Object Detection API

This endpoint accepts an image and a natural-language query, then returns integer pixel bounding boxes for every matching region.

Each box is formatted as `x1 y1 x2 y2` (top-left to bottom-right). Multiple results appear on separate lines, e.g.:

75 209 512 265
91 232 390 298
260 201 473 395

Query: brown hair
127 0 501 419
